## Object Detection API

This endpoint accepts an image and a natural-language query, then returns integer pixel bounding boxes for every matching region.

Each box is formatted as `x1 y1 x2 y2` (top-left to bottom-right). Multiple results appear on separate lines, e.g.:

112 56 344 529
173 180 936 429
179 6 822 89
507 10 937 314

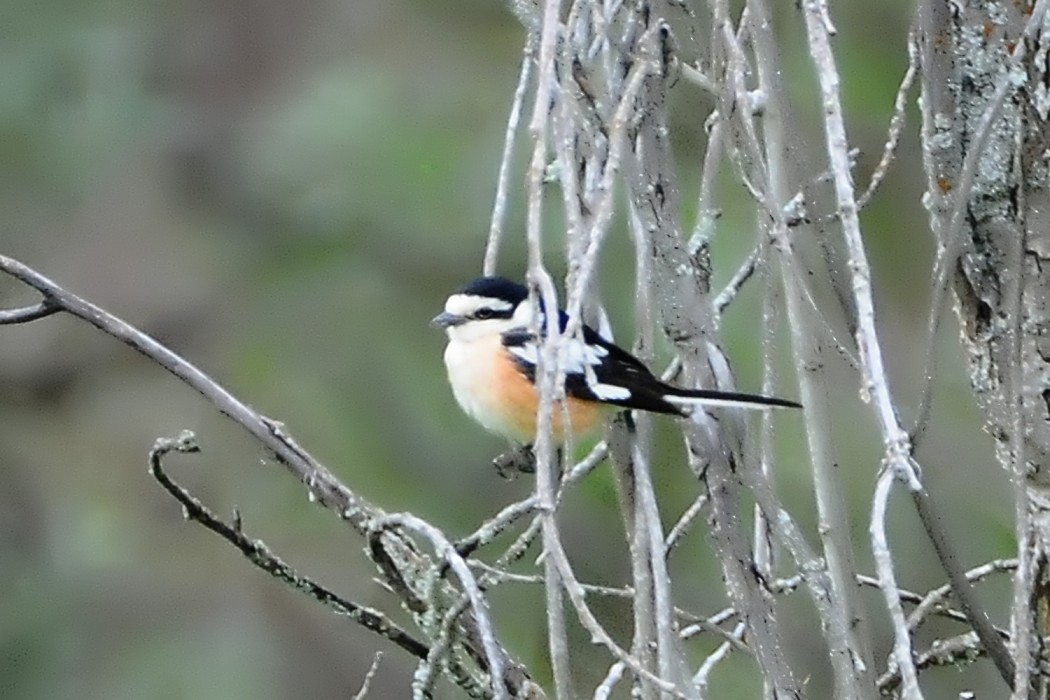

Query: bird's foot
492 443 536 478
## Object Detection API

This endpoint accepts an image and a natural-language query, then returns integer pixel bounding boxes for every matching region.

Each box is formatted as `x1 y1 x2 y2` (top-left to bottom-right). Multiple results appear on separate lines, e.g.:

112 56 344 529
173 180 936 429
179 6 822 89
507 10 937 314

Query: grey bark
919 1 1050 695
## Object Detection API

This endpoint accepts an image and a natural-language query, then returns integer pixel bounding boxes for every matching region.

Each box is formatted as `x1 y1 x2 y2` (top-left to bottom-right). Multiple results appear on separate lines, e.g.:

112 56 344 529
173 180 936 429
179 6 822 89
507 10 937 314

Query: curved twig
0 254 538 698
0 300 59 324
149 431 429 661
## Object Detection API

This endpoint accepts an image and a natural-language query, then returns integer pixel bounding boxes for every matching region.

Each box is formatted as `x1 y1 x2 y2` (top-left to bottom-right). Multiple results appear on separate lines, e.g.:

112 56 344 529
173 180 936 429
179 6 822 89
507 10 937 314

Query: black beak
431 312 464 329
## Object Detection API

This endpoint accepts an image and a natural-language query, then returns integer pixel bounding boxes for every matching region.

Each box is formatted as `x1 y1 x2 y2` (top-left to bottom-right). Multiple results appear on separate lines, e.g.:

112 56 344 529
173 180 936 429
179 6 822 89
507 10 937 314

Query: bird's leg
492 442 536 478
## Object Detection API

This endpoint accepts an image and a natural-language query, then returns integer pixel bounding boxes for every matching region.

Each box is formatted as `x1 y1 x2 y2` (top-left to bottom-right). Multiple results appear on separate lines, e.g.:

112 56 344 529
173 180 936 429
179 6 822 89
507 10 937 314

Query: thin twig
563 46 655 332
606 415 659 698
692 622 746 691
484 42 536 276
902 559 1017 632
877 632 986 694
754 256 778 577
466 563 633 597
871 468 922 699
712 246 759 316
413 596 472 699
679 63 717 95
665 493 708 554
801 0 920 487
690 113 725 253
0 300 58 324
561 440 609 486
455 496 539 559
148 431 429 661
593 662 626 700
371 513 508 700
540 508 686 696
351 652 384 700
910 485 1015 681
855 29 919 211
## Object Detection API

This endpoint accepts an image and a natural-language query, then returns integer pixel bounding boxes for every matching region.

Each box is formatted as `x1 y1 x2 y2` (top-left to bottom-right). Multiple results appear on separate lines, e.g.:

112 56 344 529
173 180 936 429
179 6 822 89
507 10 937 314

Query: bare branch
351 652 384 700
871 468 922 699
485 41 536 277
627 5 799 694
592 663 626 700
371 513 509 700
664 493 708 554
878 632 986 694
0 254 375 533
692 622 746 692
903 559 1018 633
855 27 919 211
745 0 877 692
909 484 1015 681
712 245 759 317
1 255 540 698
0 300 59 324
909 10 1044 445
679 63 717 95
801 0 918 488
148 431 429 661
538 507 687 696
455 496 539 559
606 416 658 698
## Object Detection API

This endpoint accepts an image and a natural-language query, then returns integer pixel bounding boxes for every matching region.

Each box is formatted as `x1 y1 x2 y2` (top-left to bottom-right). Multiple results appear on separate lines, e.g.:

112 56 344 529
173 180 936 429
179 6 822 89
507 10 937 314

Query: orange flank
492 346 602 441
444 332 603 442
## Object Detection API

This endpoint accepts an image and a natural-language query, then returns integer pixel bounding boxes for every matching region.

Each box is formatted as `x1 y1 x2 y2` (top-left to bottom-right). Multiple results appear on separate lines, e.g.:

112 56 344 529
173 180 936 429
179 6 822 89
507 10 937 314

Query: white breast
443 334 511 437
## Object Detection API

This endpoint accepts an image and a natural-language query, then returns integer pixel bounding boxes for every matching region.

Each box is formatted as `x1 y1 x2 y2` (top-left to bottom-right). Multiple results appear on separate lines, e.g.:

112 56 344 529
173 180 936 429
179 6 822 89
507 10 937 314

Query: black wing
501 326 686 415
585 326 801 410
502 323 801 412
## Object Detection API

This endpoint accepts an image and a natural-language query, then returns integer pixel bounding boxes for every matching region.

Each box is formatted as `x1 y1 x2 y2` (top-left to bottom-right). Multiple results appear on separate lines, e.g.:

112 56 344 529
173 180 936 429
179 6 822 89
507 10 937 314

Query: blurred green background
0 0 1015 697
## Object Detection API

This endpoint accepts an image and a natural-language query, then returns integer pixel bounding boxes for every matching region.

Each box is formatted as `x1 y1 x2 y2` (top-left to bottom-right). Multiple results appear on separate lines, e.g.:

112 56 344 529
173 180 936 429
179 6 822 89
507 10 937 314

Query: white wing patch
506 332 631 402
505 334 606 372
564 336 607 373
589 382 632 401
507 342 538 366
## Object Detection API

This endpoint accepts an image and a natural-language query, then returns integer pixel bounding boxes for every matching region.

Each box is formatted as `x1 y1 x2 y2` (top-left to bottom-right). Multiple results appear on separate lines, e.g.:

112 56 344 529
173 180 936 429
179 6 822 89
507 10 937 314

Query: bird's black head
454 277 528 307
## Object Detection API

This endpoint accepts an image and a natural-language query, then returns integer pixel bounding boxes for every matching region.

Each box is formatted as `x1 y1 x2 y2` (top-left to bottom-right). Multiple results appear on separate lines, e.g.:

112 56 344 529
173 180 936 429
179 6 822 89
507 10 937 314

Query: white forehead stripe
445 293 514 316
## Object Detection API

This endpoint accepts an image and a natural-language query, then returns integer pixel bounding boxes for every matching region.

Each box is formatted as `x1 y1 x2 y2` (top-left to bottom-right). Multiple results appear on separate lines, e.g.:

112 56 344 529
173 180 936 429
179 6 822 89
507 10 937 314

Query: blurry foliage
0 0 1009 697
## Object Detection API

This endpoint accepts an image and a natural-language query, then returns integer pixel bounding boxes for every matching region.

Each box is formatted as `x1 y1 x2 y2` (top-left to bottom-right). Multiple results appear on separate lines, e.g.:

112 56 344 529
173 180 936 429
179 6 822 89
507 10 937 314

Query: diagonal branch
0 254 375 533
148 430 429 661
0 254 539 698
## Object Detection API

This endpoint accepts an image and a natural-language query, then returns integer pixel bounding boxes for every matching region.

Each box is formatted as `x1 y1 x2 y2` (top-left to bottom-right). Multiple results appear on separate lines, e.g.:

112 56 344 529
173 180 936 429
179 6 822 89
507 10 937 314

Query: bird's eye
474 308 496 320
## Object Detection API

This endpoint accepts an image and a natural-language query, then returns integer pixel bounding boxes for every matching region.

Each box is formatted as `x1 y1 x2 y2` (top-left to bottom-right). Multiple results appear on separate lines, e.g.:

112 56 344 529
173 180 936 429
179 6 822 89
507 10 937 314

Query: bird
432 276 801 443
